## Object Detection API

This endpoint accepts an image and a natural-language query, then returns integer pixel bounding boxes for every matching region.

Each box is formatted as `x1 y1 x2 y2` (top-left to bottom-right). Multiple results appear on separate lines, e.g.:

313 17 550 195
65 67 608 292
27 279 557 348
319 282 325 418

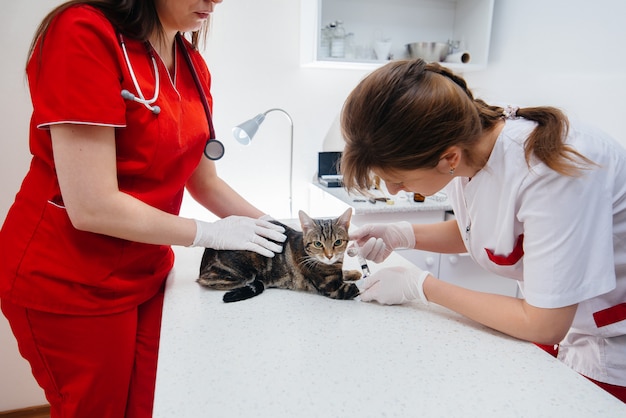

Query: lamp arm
263 108 294 218
263 108 293 126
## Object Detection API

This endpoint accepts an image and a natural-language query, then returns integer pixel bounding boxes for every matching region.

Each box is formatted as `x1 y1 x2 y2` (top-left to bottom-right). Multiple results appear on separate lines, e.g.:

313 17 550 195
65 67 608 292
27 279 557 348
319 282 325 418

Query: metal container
406 42 449 62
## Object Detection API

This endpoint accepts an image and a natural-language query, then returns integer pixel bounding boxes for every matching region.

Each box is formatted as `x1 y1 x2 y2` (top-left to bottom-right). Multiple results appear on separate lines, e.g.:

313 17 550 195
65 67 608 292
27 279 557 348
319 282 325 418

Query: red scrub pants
1 283 165 418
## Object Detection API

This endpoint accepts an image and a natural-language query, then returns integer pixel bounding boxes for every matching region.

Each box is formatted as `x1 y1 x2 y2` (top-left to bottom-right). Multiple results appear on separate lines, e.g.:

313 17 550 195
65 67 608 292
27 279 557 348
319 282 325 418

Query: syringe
347 242 371 278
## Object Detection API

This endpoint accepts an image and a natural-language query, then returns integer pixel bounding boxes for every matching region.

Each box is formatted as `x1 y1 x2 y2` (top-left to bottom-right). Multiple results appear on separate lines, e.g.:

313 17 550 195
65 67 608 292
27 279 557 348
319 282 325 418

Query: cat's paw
342 269 363 282
326 282 360 300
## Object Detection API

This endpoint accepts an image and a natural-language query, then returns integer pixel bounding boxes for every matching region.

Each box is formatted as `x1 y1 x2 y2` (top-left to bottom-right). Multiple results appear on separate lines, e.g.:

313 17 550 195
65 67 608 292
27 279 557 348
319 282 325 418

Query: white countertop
312 182 452 215
153 245 626 417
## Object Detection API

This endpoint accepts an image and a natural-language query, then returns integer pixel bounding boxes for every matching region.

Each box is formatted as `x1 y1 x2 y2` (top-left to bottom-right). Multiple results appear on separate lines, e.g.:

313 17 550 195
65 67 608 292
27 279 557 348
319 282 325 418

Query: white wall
0 1 62 410
1 0 625 411
464 0 626 142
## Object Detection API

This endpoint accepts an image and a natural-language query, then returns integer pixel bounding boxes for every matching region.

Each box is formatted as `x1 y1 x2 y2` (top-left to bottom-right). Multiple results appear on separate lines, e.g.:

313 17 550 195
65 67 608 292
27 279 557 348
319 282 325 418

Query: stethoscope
119 33 225 160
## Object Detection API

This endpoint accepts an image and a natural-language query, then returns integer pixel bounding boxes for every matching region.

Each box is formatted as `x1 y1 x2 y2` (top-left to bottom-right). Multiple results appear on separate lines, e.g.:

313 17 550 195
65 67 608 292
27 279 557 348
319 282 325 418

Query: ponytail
424 62 593 176
514 106 594 176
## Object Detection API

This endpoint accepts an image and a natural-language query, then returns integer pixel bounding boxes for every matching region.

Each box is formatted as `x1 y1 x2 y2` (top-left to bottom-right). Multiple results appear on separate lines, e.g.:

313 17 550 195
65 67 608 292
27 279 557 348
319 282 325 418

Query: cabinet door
438 252 520 297
440 212 520 297
395 248 441 278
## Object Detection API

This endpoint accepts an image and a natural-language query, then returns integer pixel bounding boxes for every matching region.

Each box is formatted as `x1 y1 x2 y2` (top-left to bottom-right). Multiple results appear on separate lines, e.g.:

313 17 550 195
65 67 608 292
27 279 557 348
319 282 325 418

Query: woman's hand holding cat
192 216 287 258
350 222 415 263
358 265 430 305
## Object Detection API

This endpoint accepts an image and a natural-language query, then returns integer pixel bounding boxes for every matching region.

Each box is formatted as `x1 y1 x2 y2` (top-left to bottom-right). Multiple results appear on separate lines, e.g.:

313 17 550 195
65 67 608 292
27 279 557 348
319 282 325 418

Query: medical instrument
119 35 161 115
347 242 371 278
368 197 392 204
370 175 394 205
119 33 225 160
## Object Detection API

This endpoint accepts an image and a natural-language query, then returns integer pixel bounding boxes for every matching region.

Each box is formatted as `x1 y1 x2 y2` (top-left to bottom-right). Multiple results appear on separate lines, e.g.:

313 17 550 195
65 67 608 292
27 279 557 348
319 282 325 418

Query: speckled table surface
153 246 626 417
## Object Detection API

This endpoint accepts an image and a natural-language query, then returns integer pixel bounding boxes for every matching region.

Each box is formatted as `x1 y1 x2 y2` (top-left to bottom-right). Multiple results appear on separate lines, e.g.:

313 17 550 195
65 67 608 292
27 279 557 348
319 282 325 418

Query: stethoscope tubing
119 34 160 113
119 32 224 160
174 34 225 160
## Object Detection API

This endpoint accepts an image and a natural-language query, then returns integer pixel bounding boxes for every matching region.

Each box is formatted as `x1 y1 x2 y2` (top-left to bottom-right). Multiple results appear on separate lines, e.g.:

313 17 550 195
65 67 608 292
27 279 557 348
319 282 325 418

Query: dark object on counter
369 197 390 204
318 151 343 188
413 193 426 202
319 175 343 187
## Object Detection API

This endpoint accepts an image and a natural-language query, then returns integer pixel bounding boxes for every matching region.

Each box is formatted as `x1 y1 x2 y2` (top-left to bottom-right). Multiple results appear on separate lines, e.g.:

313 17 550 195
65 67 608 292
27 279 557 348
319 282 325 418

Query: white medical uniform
445 118 626 386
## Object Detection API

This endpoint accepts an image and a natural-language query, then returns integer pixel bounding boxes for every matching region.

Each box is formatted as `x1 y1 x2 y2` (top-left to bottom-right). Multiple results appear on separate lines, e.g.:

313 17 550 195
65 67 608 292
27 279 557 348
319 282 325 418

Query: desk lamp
233 108 294 218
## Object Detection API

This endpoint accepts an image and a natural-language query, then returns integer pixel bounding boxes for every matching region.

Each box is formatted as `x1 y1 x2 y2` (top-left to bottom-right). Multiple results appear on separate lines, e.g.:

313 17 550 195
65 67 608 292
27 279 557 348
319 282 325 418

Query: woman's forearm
412 219 467 254
68 189 198 246
51 123 198 246
423 275 577 344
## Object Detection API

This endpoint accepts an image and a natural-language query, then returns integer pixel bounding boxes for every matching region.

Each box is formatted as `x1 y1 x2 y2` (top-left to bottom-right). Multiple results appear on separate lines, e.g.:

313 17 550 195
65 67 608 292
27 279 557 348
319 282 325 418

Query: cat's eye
313 241 323 248
333 239 344 247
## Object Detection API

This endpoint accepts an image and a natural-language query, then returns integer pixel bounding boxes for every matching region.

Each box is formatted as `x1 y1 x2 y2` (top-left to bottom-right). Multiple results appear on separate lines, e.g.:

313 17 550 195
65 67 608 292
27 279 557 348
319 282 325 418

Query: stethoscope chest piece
204 139 225 160
120 32 225 161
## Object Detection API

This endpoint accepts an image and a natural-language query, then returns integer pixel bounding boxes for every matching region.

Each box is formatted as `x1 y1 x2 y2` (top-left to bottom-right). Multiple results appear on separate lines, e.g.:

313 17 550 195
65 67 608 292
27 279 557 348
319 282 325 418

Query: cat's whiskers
303 257 346 274
298 255 321 270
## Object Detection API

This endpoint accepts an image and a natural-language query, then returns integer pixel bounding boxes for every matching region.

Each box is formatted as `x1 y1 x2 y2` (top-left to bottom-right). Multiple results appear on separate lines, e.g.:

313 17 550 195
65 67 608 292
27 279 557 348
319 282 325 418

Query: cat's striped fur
197 209 361 302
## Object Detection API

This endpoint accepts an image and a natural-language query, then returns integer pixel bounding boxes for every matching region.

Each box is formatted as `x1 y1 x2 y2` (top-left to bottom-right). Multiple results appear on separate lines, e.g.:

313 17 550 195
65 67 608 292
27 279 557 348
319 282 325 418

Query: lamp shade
232 113 266 145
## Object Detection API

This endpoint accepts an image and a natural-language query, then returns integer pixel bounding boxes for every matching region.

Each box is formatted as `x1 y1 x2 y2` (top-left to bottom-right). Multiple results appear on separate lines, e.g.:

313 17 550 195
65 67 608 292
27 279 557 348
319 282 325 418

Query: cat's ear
336 208 353 229
298 210 315 233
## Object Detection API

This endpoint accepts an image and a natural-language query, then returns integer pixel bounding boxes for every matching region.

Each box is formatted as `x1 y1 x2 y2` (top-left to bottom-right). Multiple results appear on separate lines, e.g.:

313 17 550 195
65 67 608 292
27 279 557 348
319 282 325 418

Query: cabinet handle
448 253 470 265
425 256 435 266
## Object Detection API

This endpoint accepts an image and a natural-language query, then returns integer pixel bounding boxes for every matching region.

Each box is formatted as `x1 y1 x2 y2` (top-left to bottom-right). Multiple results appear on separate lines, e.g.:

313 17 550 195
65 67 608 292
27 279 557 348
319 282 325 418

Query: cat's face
298 209 352 265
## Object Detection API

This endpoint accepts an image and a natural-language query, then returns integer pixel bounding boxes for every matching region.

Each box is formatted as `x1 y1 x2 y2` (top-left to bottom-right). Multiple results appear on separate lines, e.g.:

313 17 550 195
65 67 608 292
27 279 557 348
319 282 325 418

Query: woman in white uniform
341 59 626 402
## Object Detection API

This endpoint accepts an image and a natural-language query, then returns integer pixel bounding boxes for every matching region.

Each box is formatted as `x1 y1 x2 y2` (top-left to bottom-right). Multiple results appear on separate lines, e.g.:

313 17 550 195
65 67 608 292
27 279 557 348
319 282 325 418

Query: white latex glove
350 222 415 263
358 265 430 305
192 216 287 258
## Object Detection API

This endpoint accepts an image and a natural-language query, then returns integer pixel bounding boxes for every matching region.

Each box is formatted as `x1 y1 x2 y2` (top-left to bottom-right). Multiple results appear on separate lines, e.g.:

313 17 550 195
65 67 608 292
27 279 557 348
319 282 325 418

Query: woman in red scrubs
0 1 286 416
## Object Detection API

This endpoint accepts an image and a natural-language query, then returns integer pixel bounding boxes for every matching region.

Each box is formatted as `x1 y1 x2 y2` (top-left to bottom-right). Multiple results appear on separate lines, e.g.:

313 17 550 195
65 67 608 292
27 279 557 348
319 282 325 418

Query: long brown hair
340 59 593 192
28 0 208 66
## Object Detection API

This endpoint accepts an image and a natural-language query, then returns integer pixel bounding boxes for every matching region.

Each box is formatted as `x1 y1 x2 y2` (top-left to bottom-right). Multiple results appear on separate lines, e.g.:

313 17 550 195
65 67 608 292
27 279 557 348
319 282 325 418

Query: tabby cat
197 209 362 302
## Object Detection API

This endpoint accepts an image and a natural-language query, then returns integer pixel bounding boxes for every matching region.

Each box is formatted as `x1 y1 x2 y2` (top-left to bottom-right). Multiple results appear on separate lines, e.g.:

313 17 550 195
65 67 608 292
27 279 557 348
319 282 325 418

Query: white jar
330 20 346 58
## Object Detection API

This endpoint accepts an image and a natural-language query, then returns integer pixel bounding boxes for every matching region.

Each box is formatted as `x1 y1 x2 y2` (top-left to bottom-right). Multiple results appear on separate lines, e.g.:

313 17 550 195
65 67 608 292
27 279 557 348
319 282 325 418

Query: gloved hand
358 265 430 305
192 216 287 258
350 222 415 263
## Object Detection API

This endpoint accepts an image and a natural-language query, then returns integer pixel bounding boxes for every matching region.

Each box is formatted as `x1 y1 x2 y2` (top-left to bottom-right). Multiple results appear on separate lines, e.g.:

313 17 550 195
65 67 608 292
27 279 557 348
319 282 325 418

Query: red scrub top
0 6 211 315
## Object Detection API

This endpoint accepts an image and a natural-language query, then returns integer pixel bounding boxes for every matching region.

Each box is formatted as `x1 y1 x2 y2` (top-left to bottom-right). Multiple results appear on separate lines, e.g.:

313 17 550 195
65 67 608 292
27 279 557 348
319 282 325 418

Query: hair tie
503 105 519 120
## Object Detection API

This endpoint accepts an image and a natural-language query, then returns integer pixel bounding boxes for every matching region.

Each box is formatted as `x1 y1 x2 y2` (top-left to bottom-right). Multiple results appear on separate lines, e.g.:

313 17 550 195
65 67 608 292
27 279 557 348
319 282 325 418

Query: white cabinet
438 252 519 297
439 212 520 297
300 0 495 71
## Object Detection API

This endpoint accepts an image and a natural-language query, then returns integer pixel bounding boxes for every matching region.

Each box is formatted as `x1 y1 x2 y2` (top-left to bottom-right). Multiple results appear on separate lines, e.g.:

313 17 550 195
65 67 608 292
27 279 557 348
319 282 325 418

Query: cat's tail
223 279 265 303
